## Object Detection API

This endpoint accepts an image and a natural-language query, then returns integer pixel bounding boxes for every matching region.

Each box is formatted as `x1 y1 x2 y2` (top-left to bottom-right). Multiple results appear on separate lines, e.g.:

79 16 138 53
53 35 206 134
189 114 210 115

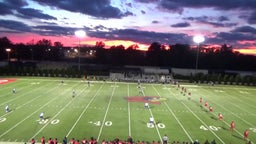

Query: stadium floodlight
193 35 205 74
75 30 86 71
5 48 11 61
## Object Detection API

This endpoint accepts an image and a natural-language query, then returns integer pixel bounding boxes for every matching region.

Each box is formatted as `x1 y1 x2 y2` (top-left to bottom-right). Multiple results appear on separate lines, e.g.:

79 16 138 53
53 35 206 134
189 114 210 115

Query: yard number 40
200 125 220 131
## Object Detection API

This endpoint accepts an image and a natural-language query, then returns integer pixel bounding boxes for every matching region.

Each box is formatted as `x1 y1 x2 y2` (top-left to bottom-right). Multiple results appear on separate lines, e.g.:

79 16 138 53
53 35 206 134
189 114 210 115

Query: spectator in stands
48 138 53 144
41 136 45 144
62 137 67 144
70 138 75 144
193 140 199 144
30 138 36 144
127 136 133 144
82 138 87 144
53 138 58 144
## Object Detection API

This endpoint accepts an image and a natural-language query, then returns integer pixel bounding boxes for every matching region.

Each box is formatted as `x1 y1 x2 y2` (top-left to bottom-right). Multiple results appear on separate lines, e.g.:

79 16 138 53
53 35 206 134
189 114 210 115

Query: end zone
0 79 16 85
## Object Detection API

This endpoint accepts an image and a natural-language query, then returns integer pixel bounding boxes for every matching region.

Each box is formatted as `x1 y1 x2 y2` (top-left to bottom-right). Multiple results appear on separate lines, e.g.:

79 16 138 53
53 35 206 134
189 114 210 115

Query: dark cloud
4 0 28 9
16 8 57 20
218 16 229 22
215 32 256 41
0 0 57 21
159 1 184 14
33 25 80 36
248 11 256 24
0 19 32 32
152 20 159 24
159 0 256 24
87 27 191 45
200 21 237 28
184 16 236 28
141 10 146 14
171 22 190 28
0 2 13 15
159 0 256 11
232 26 256 34
184 16 209 21
135 0 159 3
32 0 133 19
0 0 28 15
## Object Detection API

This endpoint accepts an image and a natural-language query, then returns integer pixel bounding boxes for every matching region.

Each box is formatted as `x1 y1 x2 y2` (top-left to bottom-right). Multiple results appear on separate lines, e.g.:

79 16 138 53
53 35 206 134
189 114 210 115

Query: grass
0 77 255 144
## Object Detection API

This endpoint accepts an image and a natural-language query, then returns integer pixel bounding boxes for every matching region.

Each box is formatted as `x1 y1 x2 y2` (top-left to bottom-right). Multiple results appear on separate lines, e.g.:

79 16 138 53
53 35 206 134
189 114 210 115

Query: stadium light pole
75 30 86 71
193 35 205 74
5 48 11 61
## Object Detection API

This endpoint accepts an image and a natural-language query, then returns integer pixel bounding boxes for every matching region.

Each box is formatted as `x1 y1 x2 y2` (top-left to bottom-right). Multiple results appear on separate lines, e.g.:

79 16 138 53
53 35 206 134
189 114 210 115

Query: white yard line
142 85 162 143
97 83 116 141
0 86 63 138
0 80 81 139
0 80 50 107
168 87 226 144
30 84 90 139
0 82 58 118
66 84 104 137
152 85 193 142
127 84 131 137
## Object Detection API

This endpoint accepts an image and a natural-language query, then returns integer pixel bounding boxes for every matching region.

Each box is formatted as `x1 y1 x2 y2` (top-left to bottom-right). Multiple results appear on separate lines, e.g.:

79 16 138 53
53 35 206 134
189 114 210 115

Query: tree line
0 36 256 71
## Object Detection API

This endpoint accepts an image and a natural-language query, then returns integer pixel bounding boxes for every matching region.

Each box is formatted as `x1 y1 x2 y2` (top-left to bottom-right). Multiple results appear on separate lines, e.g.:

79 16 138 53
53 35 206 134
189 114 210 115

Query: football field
0 77 255 144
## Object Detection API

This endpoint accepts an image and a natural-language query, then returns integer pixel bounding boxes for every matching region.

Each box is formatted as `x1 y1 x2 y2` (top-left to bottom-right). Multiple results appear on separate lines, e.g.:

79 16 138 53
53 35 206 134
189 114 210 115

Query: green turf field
0 77 255 144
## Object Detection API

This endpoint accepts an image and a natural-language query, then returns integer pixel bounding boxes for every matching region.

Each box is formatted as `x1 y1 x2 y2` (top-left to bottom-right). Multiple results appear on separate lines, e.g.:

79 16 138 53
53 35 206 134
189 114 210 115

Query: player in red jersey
204 101 208 107
41 136 45 144
209 106 213 112
230 121 235 132
218 113 223 121
244 129 249 140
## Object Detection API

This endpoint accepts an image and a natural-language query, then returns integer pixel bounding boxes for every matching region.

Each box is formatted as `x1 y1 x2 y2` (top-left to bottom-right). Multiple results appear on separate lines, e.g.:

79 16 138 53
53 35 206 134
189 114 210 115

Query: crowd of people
28 136 222 144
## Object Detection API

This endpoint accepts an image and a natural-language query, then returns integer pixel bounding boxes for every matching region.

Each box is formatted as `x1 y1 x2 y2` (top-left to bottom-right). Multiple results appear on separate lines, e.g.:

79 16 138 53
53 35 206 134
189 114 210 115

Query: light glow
193 35 205 44
75 30 86 39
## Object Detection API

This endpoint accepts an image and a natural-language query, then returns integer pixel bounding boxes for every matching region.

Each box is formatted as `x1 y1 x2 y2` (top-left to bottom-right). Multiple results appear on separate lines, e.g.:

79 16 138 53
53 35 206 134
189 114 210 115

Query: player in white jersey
149 116 155 126
39 112 44 121
144 102 149 109
5 105 9 113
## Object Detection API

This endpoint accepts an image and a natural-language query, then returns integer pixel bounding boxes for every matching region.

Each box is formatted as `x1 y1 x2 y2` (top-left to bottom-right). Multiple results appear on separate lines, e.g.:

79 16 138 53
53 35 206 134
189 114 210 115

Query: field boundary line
97 83 117 141
152 85 193 142
66 84 104 137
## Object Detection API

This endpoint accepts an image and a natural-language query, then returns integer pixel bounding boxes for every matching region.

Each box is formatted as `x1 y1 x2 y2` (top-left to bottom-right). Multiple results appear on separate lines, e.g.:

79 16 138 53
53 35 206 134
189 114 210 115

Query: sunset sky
0 0 256 55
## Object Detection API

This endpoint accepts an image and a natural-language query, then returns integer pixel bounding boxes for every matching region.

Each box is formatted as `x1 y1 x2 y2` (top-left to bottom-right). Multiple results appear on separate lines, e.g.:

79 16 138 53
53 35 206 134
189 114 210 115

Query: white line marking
152 85 193 142
127 84 131 136
66 84 104 137
97 83 117 141
169 86 226 143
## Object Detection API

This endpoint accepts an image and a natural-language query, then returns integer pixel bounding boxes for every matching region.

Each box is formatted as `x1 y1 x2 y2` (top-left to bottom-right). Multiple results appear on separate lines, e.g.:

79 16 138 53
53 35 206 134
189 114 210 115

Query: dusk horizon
0 0 256 55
